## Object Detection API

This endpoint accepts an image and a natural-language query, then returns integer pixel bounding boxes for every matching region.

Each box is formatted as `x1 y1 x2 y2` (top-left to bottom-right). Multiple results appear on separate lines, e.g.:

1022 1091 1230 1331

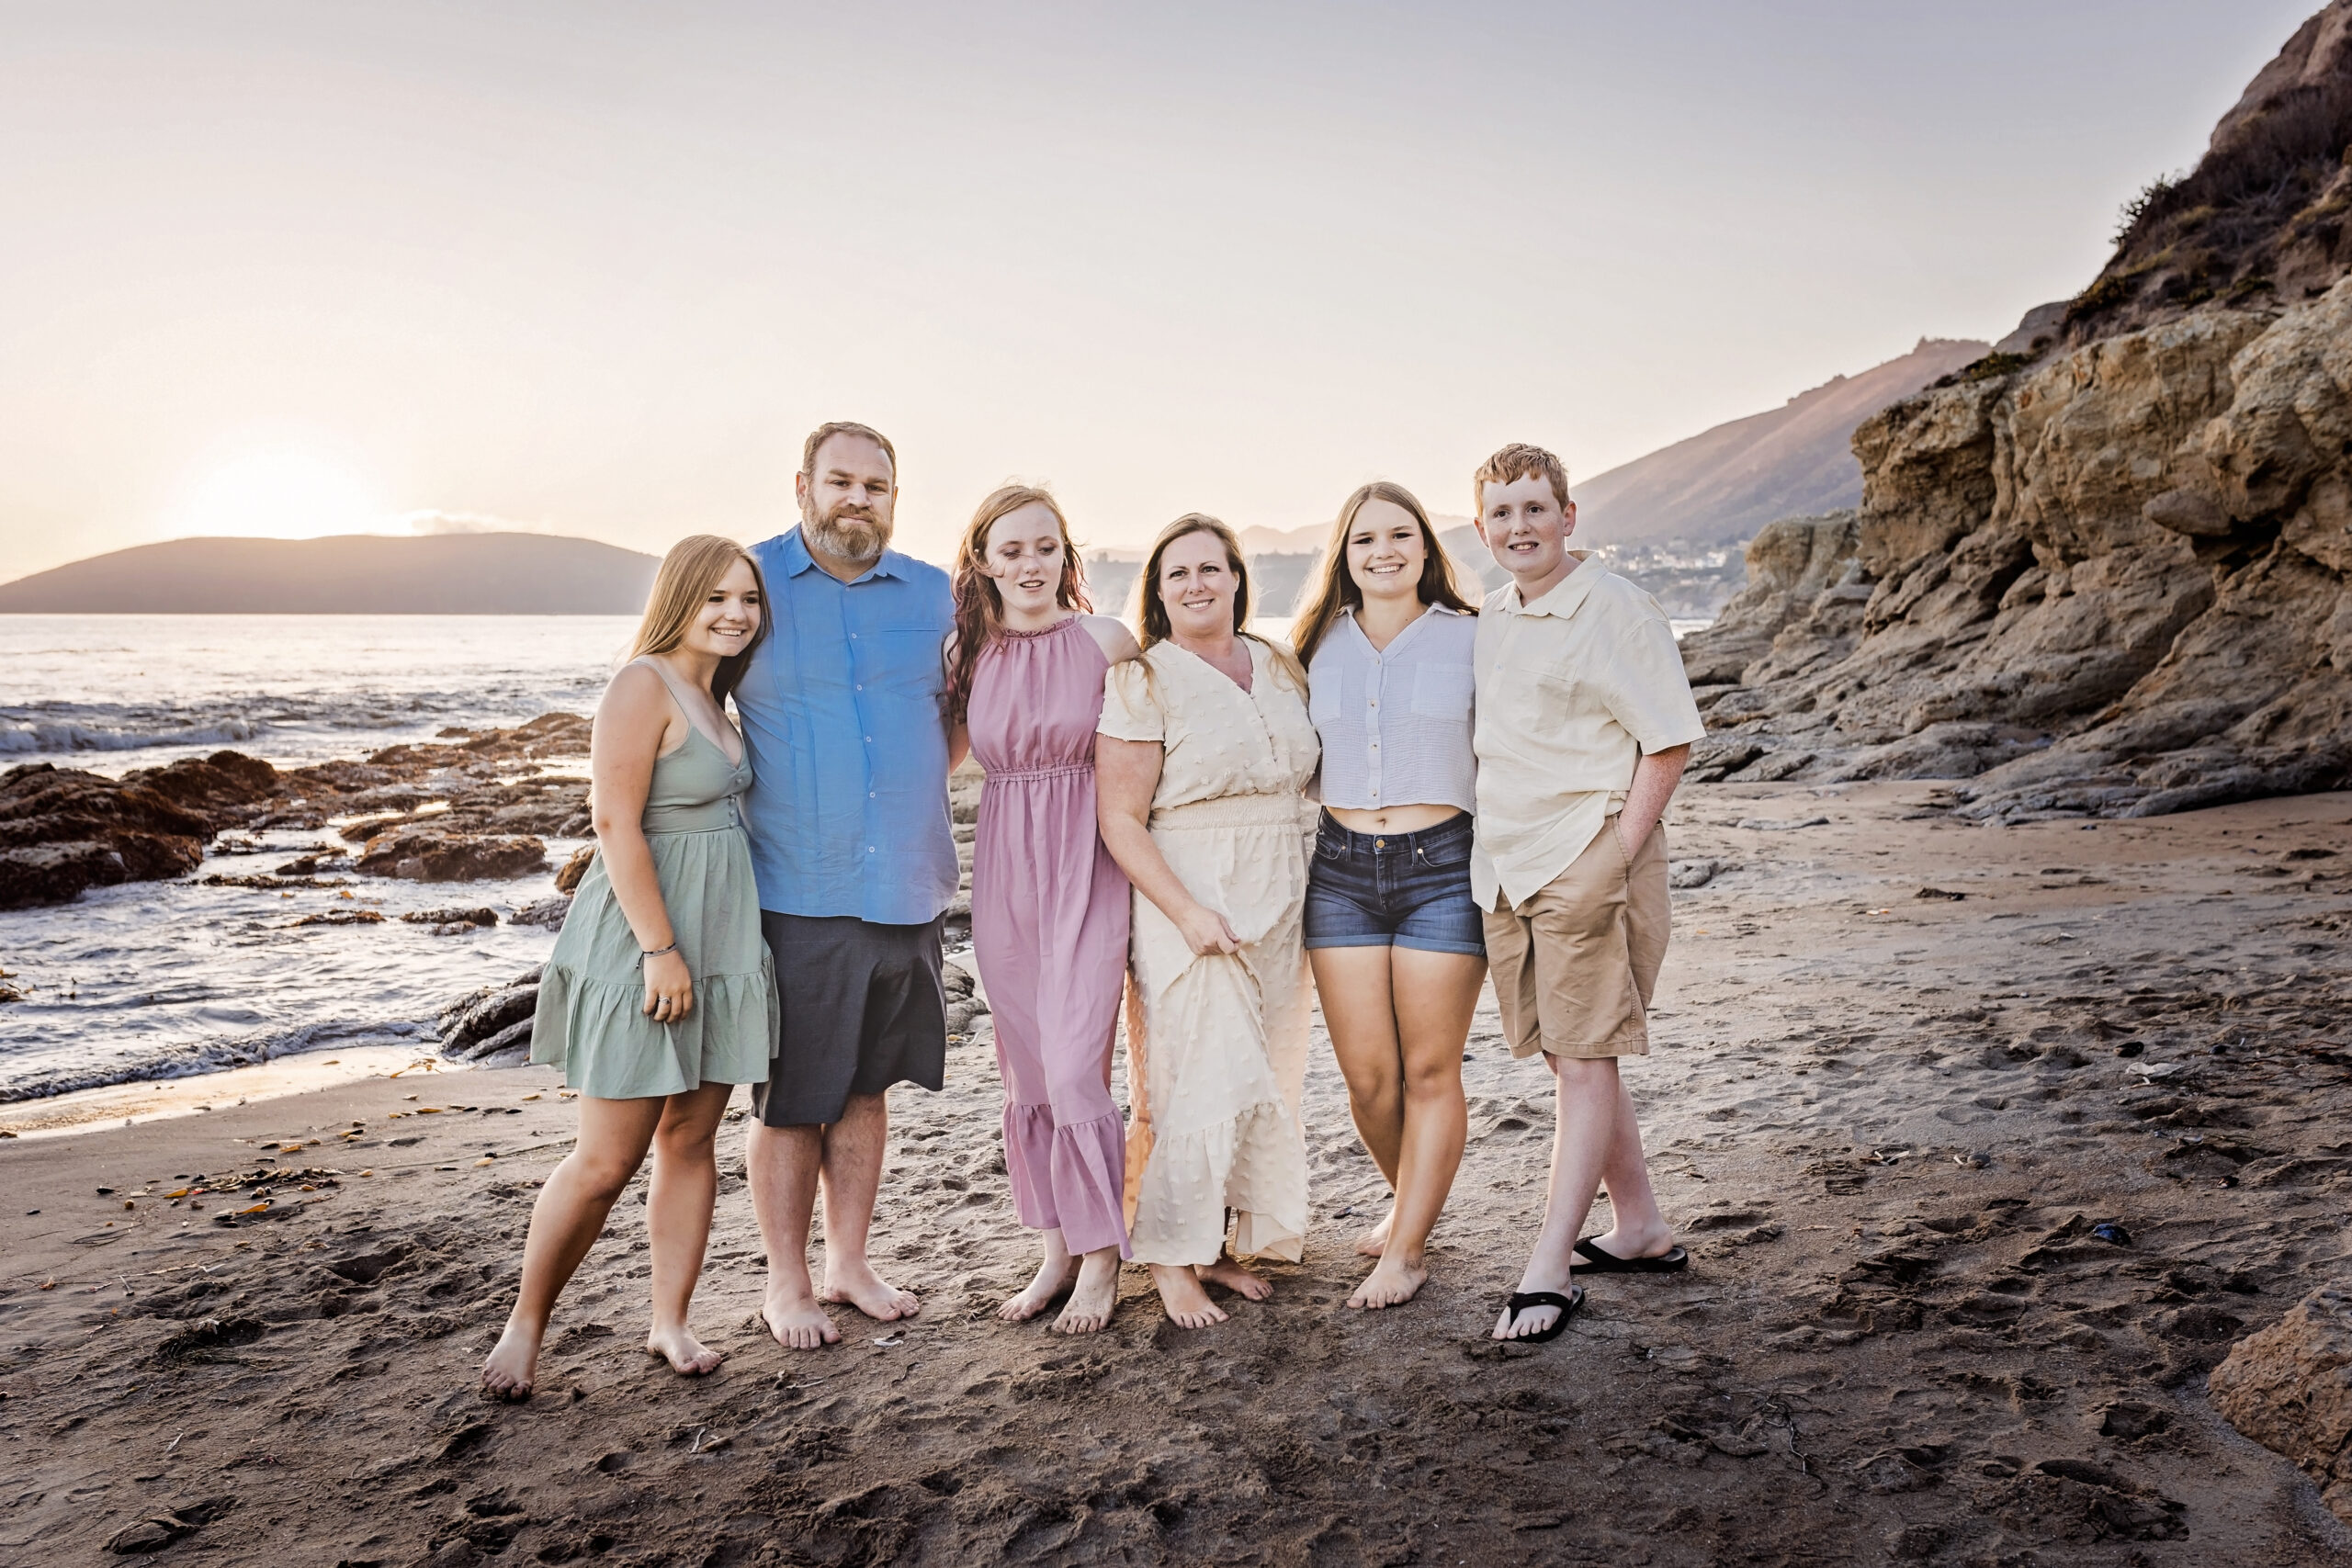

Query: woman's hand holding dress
1171 901 1242 957
641 949 695 1021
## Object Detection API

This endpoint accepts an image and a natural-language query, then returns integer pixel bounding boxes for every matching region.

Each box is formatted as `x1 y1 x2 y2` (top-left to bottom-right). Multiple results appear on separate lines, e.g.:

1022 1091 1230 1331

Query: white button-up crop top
1304 604 1477 814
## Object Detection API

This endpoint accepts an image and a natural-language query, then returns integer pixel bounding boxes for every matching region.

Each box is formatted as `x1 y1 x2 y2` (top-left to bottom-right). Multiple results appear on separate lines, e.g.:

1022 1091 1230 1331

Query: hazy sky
0 1 2321 576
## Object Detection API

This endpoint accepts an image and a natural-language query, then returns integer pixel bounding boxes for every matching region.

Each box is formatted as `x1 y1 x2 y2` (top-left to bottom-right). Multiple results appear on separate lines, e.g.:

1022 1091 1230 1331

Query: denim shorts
1302 809 1487 957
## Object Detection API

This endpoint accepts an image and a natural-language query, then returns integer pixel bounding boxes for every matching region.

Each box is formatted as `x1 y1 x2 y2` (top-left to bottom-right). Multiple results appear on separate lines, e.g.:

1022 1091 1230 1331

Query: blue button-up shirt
735 527 958 925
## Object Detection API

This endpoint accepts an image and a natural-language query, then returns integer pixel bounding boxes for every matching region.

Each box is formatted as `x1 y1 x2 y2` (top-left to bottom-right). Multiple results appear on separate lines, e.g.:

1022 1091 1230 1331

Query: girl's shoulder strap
626 655 695 710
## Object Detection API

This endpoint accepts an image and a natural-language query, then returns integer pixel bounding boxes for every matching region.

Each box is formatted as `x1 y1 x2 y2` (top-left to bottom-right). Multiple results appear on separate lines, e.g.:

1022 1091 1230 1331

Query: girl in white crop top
1290 481 1487 1316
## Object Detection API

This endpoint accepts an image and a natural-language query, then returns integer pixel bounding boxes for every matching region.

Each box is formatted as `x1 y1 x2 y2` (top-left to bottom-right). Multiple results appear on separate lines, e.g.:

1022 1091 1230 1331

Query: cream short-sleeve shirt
1097 638 1321 815
1470 558 1707 911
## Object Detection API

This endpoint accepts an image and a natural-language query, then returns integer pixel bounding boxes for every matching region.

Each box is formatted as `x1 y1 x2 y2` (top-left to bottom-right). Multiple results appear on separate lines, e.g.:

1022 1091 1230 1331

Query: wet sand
3 781 2348 1565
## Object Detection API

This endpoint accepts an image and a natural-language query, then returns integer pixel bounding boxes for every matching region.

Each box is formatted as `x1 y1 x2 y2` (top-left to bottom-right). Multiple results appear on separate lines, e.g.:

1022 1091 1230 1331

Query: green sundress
530 663 778 1099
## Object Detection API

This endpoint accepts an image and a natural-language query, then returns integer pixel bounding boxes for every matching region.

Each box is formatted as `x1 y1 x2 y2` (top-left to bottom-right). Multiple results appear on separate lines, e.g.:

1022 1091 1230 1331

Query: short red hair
1474 443 1570 513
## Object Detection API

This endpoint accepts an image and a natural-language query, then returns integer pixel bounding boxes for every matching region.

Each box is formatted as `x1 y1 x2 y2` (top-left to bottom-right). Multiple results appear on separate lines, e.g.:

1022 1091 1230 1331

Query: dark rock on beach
400 907 501 936
0 750 281 909
552 844 595 894
508 895 572 930
399 906 499 926
435 967 543 1060
354 829 549 883
0 714 592 908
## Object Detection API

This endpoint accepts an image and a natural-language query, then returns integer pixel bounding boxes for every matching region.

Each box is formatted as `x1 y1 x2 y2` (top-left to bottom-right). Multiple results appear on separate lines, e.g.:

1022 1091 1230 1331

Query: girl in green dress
482 536 781 1401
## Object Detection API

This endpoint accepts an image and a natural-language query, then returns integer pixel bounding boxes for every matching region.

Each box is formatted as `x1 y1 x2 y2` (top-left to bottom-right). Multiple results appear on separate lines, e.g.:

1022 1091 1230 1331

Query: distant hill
0 533 662 613
1571 337 1990 546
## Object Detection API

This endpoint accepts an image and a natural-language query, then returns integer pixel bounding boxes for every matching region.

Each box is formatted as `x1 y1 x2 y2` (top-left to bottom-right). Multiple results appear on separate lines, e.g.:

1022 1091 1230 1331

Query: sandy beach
4 779 2348 1565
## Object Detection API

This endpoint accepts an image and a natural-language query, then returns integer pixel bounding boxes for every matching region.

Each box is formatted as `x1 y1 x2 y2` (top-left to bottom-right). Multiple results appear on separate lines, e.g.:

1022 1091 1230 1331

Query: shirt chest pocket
862 626 947 698
1409 660 1475 720
1306 664 1353 731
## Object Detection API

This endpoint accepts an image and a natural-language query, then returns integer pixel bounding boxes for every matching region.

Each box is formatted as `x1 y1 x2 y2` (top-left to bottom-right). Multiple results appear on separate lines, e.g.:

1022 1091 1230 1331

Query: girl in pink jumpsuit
947 484 1138 1335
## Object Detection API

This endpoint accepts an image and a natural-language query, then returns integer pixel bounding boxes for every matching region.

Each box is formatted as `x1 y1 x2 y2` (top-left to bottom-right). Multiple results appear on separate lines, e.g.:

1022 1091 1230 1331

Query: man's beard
804 499 890 567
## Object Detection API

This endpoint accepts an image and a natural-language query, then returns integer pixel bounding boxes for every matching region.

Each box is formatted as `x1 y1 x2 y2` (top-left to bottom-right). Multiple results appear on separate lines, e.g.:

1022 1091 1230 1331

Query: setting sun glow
170 450 390 541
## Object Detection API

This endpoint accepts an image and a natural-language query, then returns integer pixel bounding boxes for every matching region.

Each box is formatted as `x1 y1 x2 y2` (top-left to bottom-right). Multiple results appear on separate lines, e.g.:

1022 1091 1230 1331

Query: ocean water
0 615 637 1101
0 614 638 774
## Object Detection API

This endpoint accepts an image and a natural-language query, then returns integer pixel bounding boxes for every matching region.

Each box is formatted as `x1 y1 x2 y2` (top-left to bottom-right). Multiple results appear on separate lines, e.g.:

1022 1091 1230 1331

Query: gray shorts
751 911 946 1127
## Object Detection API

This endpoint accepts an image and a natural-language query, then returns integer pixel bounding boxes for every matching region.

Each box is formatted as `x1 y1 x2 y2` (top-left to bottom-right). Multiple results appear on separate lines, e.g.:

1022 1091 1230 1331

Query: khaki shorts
1484 818 1668 1060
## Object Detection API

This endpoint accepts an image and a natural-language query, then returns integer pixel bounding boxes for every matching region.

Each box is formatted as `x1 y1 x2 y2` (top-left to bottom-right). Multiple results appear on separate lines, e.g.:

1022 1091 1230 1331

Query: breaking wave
0 1019 437 1104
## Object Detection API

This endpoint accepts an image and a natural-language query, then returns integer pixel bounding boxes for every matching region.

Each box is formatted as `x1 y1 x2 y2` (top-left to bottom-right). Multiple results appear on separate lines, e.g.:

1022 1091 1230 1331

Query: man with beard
735 421 959 1348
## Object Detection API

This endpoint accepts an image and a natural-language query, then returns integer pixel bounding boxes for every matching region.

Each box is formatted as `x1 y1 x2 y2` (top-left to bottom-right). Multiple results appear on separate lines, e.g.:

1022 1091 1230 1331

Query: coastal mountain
1679 0 2352 820
1570 337 1990 546
1093 338 1991 621
0 533 661 614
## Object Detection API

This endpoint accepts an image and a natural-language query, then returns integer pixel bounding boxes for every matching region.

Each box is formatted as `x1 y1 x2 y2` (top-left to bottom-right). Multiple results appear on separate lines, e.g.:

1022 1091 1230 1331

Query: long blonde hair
628 535 769 701
1132 513 1304 691
1289 481 1477 667
945 484 1092 722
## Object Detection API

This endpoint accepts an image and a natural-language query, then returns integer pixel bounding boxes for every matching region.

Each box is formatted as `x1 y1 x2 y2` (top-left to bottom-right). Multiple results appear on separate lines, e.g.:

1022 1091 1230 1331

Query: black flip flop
1574 1237 1689 1274
1498 1286 1584 1343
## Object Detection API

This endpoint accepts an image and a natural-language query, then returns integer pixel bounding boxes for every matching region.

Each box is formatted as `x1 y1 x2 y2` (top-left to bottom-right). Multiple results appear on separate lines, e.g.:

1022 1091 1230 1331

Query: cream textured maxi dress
1097 638 1320 1266
530 660 779 1100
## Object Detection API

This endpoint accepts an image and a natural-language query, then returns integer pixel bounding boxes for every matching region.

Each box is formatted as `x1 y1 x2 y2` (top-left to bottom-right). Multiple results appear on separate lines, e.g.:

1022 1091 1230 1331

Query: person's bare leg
999 1226 1076 1322
1053 1245 1123 1335
1351 949 1482 1309
482 1095 663 1397
1589 1074 1676 1258
643 1082 737 1375
1312 945 1404 1256
1197 1249 1273 1301
815 1091 920 1321
1148 1261 1227 1328
746 1118 837 1349
1493 1055 1620 1340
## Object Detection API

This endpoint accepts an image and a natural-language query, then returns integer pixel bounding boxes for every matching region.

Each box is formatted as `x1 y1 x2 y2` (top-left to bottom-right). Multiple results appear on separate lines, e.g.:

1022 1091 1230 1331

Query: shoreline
2 779 2346 1563
0 1044 463 1141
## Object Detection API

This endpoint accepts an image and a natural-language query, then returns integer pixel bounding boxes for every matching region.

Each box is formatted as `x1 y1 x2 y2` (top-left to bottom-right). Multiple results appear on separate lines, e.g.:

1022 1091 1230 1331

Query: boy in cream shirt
1469 443 1707 1344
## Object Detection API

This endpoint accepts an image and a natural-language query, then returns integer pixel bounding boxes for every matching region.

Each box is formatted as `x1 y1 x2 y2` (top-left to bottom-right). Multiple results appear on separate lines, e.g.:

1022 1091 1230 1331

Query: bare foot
1149 1263 1227 1329
480 1318 540 1401
1197 1255 1273 1302
997 1257 1077 1324
1591 1220 1677 1259
645 1324 725 1376
1354 1205 1395 1258
1346 1254 1427 1311
1052 1249 1121 1336
760 1292 841 1351
820 1259 921 1323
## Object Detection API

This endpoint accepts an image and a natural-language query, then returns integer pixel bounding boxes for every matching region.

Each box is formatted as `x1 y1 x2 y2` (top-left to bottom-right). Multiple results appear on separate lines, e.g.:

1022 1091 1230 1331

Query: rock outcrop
435 967 545 1061
354 829 549 884
1683 278 2352 817
0 715 590 908
0 750 280 909
2209 1283 2352 1524
1680 10 2352 818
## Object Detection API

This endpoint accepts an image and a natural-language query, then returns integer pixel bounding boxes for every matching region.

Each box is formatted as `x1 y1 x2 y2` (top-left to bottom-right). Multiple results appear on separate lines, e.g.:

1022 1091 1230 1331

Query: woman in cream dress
1096 513 1320 1328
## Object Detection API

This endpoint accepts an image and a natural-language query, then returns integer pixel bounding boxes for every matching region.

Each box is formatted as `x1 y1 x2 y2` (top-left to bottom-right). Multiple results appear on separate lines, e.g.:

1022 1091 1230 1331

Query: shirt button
867 846 876 852
865 736 874 742
855 683 863 691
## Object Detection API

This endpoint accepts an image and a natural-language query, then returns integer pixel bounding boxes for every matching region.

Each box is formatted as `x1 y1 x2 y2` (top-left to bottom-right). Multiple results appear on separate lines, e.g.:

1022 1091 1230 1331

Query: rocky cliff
1679 6 2352 819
